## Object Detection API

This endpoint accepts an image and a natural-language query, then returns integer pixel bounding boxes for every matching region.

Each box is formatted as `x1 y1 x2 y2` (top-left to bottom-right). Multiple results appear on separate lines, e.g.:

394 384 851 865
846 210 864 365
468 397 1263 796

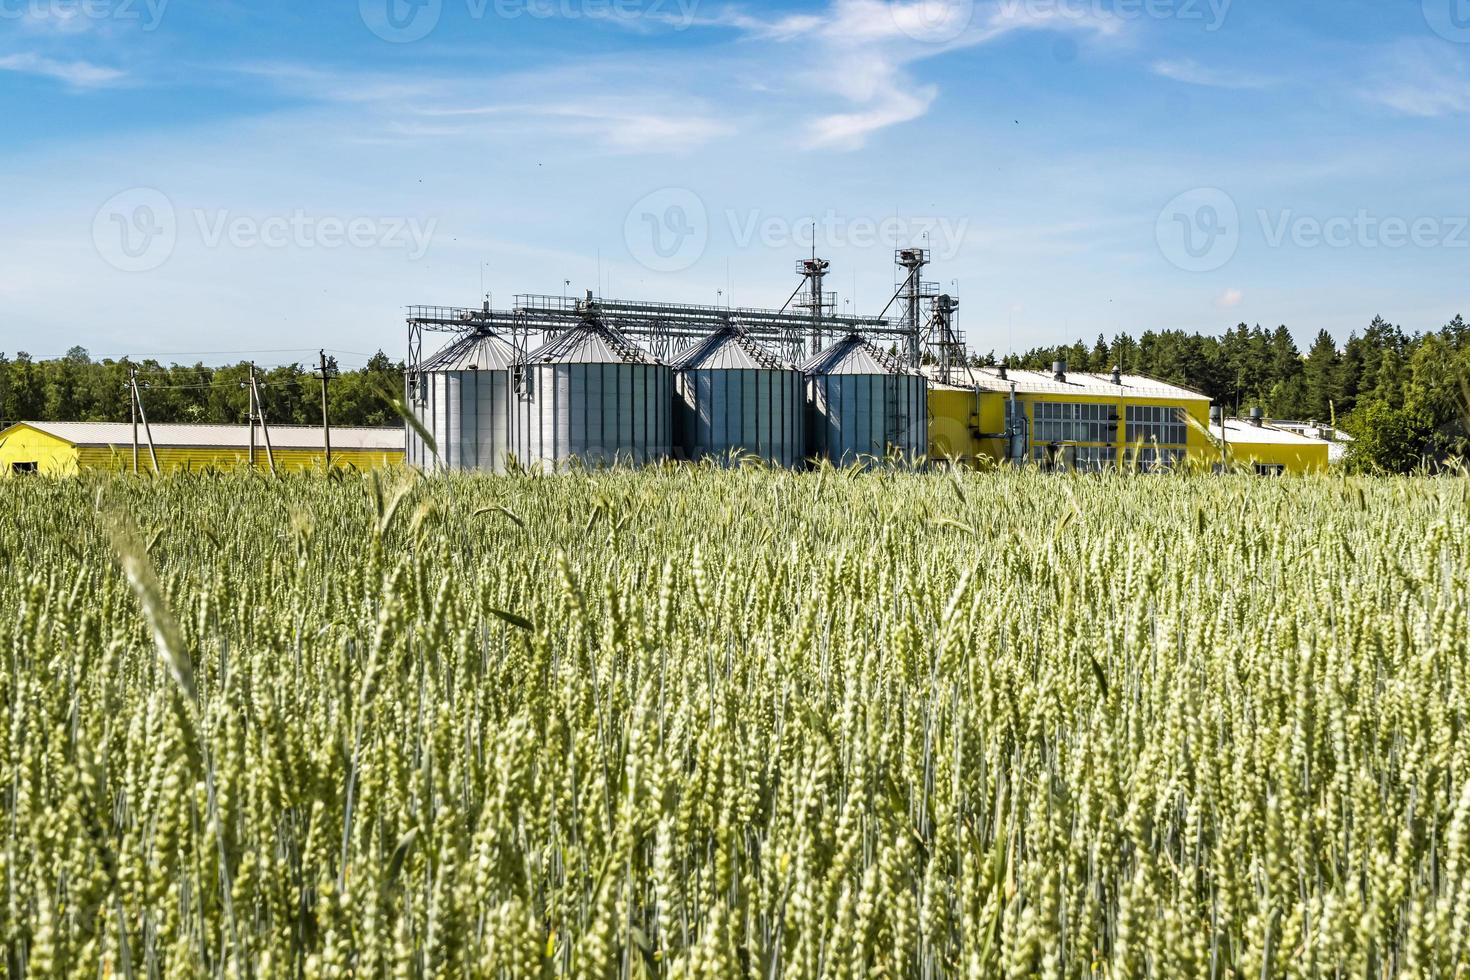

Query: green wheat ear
104 510 195 704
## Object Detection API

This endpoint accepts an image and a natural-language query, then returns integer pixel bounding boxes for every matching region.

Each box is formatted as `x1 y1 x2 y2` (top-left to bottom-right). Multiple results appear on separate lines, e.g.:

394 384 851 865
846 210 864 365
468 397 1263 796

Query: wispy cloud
417 101 735 153
233 62 734 155
1152 58 1275 90
706 0 1123 149
1361 41 1470 118
0 52 126 88
1215 288 1243 309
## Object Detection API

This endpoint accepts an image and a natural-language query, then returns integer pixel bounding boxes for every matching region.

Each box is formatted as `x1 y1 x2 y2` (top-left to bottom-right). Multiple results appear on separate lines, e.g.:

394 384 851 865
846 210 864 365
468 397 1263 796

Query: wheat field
1 467 1467 978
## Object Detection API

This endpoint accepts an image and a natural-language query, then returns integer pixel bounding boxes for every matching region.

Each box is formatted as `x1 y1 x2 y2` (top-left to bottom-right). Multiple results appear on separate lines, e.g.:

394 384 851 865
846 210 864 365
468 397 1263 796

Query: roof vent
1249 406 1264 427
1052 360 1068 383
998 364 1008 381
1111 365 1122 385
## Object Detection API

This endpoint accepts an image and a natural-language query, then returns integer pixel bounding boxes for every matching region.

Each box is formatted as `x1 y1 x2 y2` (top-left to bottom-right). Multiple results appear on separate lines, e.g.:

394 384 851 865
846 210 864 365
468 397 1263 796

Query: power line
20 347 386 361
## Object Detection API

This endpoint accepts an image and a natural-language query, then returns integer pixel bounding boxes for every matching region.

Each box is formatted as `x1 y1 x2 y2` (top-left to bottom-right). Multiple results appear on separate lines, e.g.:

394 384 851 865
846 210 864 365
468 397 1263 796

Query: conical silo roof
800 333 913 376
673 326 787 371
422 330 519 371
528 321 657 365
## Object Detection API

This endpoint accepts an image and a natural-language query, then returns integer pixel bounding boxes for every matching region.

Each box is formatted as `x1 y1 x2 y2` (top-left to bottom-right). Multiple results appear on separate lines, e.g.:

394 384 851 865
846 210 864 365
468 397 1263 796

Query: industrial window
1031 401 1117 444
1135 447 1185 471
1254 463 1286 477
1125 405 1188 447
1032 444 1117 471
12 462 38 475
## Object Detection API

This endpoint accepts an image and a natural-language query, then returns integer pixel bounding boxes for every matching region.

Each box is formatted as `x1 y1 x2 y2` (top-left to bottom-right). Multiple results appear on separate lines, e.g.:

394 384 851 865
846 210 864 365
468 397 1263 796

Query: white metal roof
422 330 519 372
1211 419 1328 446
7 422 405 451
672 327 789 371
921 365 1209 401
528 322 656 365
801 334 916 376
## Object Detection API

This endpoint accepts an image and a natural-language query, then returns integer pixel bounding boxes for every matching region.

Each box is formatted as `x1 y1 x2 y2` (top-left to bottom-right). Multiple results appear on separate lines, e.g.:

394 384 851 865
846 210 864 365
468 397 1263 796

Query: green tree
1302 330 1341 423
1345 400 1432 473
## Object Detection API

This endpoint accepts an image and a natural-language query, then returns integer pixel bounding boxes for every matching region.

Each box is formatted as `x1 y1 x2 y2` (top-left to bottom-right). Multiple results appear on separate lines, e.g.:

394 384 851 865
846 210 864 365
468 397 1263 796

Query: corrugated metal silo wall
409 371 512 471
452 369 511 471
513 363 672 469
805 373 929 465
674 368 804 467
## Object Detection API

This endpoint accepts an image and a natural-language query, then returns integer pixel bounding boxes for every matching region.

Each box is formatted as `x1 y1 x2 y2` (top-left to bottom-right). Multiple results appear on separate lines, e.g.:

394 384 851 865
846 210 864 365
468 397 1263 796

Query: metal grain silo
405 329 519 472
802 333 929 466
672 326 804 467
512 321 671 469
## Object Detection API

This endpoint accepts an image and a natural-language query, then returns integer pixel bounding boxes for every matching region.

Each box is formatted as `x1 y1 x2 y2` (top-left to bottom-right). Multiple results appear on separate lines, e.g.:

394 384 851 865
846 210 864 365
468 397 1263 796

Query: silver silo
672 326 804 467
511 321 672 469
406 328 520 471
802 333 929 466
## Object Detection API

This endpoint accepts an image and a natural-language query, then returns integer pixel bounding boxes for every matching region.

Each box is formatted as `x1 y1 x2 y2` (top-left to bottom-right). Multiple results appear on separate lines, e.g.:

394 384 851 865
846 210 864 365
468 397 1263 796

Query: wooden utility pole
128 365 138 475
129 369 159 475
249 364 277 476
318 350 335 470
245 366 256 470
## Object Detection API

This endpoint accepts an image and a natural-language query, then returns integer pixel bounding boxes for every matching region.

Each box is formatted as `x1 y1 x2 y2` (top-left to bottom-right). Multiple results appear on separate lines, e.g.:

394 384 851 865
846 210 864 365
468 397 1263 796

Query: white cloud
233 63 735 155
1215 288 1243 309
1362 41 1470 118
697 0 1122 149
0 52 125 88
1152 58 1275 90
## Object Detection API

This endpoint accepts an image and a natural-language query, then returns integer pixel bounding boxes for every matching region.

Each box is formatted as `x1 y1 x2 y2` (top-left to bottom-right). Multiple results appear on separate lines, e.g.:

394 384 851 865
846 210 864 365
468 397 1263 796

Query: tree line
986 315 1470 473
0 349 406 432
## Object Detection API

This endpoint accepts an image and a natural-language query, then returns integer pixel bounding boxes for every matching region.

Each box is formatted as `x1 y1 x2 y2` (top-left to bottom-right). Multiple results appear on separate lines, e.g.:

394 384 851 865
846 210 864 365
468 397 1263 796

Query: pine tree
1302 330 1341 423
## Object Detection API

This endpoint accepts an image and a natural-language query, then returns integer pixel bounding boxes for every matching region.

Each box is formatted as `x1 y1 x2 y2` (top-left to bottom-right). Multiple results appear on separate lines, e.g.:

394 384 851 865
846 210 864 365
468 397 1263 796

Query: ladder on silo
885 375 904 458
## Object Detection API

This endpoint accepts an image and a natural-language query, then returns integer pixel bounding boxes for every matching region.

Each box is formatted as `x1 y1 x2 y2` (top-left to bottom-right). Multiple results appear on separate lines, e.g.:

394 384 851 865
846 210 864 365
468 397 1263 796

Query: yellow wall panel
0 425 82 477
73 446 404 474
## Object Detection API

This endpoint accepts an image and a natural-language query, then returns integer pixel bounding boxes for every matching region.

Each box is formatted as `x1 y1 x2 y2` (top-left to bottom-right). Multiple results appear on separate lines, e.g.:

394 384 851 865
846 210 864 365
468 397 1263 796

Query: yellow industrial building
0 422 404 476
927 363 1213 470
1208 416 1332 474
926 363 1333 474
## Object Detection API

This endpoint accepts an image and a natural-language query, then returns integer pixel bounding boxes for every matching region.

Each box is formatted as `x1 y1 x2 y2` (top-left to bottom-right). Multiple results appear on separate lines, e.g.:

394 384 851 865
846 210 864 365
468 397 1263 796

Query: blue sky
2 0 1469 366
